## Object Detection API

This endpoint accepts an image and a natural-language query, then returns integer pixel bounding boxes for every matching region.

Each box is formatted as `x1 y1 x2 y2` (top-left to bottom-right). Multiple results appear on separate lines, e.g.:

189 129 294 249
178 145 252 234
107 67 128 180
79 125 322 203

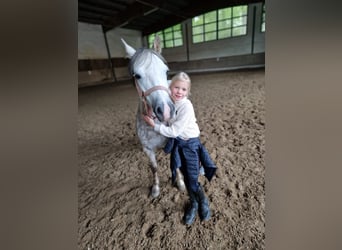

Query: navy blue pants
164 137 217 193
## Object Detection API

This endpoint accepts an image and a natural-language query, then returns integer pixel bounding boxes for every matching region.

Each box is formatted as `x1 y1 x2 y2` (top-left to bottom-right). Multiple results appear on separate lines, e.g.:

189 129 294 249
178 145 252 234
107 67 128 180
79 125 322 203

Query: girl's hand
143 115 155 127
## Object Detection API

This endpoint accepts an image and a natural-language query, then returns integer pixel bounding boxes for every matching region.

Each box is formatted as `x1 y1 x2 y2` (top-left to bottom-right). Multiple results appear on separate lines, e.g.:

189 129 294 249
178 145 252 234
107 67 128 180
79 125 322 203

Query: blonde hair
170 71 191 96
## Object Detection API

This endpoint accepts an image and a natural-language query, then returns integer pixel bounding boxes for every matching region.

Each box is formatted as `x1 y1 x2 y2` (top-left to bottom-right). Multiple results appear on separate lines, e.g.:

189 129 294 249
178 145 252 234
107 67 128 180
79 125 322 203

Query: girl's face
170 80 189 102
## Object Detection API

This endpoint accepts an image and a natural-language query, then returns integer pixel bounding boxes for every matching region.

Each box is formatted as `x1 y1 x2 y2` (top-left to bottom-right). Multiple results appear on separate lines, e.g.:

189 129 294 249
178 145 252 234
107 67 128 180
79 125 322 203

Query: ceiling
78 0 262 36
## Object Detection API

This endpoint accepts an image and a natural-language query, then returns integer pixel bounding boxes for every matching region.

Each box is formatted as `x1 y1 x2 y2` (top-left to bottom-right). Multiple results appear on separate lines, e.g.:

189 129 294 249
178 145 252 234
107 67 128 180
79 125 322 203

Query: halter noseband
134 79 170 119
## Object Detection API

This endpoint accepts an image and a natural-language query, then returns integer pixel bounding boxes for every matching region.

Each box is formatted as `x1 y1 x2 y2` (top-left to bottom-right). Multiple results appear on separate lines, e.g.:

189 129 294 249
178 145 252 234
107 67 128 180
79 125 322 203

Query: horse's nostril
154 105 164 121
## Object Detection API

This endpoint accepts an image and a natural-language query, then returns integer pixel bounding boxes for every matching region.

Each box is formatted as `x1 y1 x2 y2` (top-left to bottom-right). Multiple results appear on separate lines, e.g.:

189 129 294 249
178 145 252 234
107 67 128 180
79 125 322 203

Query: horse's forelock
129 48 167 76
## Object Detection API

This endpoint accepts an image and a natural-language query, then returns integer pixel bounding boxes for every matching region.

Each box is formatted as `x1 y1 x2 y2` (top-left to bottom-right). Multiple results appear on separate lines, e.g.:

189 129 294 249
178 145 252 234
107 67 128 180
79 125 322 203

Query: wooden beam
103 1 154 28
142 0 262 35
79 2 119 16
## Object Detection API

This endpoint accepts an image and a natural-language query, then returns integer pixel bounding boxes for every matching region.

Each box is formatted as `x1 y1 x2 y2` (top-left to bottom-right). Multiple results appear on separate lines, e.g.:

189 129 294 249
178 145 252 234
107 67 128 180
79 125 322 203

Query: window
148 24 183 49
261 3 265 32
192 5 248 44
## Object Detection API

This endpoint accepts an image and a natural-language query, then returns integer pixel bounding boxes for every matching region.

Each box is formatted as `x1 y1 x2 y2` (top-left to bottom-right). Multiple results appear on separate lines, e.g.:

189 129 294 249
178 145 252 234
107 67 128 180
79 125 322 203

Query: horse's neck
136 104 168 150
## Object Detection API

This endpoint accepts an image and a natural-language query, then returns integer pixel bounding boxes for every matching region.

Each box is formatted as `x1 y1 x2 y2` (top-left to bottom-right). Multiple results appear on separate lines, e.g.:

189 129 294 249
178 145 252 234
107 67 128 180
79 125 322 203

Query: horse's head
121 37 175 122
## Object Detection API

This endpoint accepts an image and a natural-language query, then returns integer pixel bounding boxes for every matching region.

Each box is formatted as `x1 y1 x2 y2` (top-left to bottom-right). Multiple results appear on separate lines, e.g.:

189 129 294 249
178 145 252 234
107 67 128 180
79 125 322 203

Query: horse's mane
128 48 168 76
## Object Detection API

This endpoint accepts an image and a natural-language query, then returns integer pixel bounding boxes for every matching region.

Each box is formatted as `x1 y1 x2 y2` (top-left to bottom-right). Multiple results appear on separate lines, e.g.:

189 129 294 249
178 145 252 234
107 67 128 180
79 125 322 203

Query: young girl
143 71 217 225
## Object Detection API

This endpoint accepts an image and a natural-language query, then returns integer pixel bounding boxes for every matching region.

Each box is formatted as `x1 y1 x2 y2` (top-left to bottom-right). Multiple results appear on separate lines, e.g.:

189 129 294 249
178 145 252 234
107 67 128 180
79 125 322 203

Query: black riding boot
183 190 198 225
196 185 211 221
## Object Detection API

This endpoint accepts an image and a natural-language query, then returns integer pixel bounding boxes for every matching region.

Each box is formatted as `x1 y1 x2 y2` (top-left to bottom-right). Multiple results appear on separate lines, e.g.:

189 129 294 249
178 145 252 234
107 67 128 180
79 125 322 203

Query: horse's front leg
143 147 160 198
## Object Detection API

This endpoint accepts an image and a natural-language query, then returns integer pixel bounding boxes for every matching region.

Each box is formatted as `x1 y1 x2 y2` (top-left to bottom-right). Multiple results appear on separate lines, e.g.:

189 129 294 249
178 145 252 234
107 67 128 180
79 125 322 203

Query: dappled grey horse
121 37 185 198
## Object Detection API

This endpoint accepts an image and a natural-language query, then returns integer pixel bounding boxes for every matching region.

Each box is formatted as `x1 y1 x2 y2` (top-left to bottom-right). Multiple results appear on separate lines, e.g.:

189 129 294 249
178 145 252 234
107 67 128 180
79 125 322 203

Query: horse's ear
152 35 162 54
121 38 136 58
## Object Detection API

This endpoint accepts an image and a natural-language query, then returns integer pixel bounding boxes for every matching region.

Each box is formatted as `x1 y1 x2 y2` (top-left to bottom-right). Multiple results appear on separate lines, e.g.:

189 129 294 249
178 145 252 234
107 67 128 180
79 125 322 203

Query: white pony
121 36 185 198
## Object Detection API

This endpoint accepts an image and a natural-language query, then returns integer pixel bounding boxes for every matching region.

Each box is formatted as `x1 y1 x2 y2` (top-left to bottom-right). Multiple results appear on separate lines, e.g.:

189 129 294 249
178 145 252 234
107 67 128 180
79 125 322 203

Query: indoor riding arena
79 1 265 249
78 69 265 249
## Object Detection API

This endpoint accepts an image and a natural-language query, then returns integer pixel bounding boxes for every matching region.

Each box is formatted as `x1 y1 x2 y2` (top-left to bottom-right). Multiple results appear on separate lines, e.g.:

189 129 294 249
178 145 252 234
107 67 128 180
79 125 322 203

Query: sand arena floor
78 69 265 249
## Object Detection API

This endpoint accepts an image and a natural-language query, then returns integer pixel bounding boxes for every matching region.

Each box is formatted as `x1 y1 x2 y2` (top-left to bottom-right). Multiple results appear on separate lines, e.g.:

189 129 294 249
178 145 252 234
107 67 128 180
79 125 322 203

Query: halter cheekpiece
134 79 170 119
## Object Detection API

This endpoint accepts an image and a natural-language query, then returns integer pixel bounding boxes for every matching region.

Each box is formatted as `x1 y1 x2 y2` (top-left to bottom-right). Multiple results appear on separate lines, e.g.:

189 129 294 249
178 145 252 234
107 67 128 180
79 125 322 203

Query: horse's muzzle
154 101 175 122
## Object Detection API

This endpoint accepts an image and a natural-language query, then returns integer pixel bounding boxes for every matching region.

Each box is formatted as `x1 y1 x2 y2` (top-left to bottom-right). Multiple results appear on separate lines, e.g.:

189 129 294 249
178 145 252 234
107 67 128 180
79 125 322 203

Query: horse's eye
133 73 141 79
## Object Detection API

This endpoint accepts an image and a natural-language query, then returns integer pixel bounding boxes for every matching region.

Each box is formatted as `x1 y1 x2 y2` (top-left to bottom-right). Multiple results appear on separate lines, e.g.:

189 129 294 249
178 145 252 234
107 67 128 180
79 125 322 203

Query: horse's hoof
177 180 186 192
151 185 160 198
